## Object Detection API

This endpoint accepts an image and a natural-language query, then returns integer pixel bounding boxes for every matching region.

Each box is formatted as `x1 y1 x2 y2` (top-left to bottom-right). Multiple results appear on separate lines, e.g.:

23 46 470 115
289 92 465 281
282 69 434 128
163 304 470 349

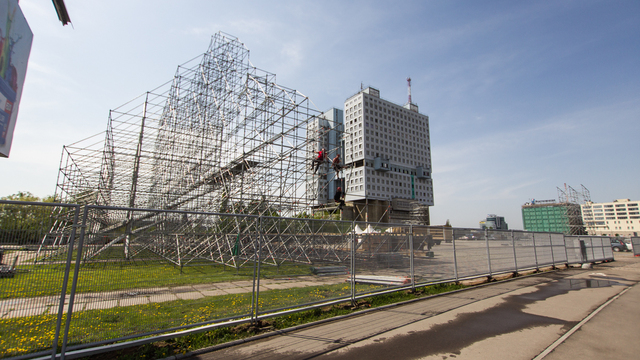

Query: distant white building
581 199 640 237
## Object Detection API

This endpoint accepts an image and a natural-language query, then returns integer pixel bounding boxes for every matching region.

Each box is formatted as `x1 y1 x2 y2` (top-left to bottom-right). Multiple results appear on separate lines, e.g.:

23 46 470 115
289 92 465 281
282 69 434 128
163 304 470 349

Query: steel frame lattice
53 32 345 267
57 33 323 215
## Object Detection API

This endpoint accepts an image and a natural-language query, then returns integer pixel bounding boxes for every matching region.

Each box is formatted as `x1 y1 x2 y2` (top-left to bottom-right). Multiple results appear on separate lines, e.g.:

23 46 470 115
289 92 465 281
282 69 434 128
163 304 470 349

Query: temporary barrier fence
630 237 639 256
0 201 614 359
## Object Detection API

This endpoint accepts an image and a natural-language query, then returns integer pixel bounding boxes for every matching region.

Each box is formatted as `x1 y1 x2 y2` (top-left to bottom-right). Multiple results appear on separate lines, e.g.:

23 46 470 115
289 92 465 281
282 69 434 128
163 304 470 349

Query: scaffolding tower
47 33 364 267
556 184 588 235
57 32 327 217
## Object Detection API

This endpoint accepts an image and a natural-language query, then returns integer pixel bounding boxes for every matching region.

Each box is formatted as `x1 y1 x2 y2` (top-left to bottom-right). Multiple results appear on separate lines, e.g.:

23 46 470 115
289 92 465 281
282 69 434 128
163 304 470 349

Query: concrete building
340 86 433 224
521 199 586 235
307 86 433 224
480 214 508 230
581 199 640 237
306 108 343 208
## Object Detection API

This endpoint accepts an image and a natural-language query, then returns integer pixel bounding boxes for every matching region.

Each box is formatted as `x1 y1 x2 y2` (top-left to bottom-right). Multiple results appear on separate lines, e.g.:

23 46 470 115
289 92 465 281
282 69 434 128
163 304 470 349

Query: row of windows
523 219 566 224
366 195 432 203
365 135 429 155
588 207 639 212
365 149 428 168
609 220 640 224
366 184 430 195
586 203 638 209
523 213 566 218
363 167 431 183
339 177 433 195
585 215 640 220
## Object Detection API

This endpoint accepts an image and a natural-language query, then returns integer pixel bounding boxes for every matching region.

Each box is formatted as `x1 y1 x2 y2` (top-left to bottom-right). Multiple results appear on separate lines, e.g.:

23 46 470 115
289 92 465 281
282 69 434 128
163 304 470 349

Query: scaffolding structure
49 33 362 266
57 32 326 217
47 32 419 271
556 184 589 235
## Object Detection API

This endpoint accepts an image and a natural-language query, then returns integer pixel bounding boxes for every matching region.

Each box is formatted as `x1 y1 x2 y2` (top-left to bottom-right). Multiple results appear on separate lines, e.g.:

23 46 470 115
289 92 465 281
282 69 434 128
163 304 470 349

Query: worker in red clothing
331 153 343 172
312 148 326 174
334 187 345 209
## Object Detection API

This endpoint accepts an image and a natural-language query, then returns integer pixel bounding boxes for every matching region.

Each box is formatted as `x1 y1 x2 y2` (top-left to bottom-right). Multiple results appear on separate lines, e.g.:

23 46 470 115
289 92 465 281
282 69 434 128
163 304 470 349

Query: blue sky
2 0 639 229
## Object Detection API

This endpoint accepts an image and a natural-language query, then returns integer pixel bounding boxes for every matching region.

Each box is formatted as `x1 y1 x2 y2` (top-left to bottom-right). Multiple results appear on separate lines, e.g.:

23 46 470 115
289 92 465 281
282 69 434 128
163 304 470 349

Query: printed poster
0 0 33 158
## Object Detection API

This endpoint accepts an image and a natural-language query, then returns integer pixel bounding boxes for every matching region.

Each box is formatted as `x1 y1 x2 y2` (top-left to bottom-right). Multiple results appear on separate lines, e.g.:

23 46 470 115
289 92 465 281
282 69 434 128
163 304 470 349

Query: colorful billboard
0 0 32 158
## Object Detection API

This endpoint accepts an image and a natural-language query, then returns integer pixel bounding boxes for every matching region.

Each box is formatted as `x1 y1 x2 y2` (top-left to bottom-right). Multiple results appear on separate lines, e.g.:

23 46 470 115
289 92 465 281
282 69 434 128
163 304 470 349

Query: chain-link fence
0 201 614 359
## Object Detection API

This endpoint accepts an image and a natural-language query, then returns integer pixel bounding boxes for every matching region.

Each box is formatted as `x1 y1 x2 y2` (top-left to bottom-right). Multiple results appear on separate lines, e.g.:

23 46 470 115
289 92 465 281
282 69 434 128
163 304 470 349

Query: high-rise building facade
581 199 640 237
340 87 433 223
306 108 343 208
306 86 433 224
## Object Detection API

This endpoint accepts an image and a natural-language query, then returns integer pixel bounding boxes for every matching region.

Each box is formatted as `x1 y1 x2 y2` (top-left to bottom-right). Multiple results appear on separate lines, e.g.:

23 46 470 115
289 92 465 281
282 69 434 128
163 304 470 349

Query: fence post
51 205 80 360
409 225 414 291
452 228 458 281
563 235 570 265
484 228 492 277
533 233 539 270
549 233 555 267
252 216 263 324
350 222 356 306
60 205 89 360
511 230 518 273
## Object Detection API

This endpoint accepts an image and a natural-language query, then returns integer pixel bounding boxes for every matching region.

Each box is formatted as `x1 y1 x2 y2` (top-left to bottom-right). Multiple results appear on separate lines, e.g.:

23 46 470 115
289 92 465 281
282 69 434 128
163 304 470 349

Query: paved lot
181 253 640 360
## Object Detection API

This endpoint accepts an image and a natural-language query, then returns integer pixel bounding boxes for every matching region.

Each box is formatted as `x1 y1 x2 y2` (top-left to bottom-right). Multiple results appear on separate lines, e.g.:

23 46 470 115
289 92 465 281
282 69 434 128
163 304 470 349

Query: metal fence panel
564 236 614 264
590 237 604 262
632 237 640 256
61 207 259 352
550 233 568 265
486 230 516 274
602 238 614 259
564 236 584 264
451 228 490 278
352 222 412 295
589 237 610 262
0 201 80 359
533 232 553 267
412 226 456 284
255 217 352 316
0 200 619 359
513 231 537 270
580 236 596 262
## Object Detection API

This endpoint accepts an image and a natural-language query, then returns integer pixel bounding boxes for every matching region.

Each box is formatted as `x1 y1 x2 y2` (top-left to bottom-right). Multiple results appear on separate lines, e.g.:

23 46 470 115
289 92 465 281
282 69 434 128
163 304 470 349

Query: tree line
0 192 58 245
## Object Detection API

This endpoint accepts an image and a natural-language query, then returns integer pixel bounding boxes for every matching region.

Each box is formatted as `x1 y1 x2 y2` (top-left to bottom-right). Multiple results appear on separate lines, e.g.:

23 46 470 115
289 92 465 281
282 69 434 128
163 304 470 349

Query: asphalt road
179 252 640 360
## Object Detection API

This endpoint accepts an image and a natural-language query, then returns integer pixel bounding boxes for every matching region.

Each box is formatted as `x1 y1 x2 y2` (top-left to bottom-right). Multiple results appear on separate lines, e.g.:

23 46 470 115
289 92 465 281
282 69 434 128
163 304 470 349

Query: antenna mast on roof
406 77 412 104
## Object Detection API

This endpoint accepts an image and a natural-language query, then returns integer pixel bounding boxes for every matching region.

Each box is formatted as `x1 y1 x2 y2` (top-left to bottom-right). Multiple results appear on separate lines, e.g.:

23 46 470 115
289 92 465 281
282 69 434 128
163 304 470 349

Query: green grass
0 281 463 359
1 249 466 359
83 282 465 360
1 259 313 299
0 281 399 358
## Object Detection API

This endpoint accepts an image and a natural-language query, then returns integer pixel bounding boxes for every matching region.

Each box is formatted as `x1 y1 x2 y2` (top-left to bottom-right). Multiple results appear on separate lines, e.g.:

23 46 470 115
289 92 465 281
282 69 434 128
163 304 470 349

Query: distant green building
521 200 586 235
